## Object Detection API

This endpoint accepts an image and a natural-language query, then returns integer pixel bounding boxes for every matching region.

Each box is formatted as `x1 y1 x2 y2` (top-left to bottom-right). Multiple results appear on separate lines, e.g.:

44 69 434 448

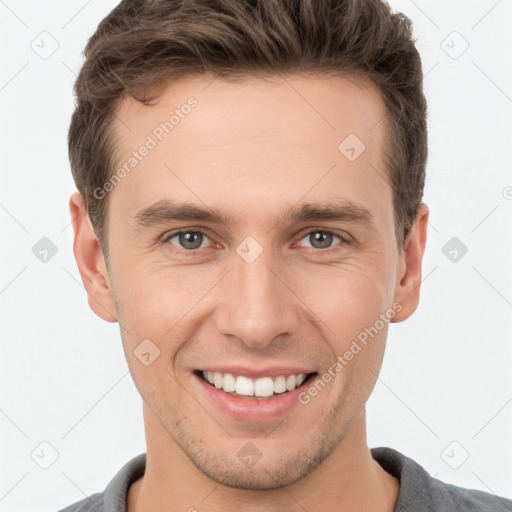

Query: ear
391 202 429 323
69 191 118 323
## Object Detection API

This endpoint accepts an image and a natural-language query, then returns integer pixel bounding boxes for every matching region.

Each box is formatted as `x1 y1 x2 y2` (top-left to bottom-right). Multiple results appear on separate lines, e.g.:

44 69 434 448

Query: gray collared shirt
57 447 512 511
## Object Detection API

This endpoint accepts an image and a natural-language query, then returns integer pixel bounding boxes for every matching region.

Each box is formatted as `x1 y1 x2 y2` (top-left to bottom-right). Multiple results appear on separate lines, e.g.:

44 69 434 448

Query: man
61 0 511 510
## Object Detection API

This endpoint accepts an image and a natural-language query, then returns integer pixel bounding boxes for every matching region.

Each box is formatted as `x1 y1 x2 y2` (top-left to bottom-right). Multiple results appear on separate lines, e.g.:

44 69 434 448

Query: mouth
194 370 318 400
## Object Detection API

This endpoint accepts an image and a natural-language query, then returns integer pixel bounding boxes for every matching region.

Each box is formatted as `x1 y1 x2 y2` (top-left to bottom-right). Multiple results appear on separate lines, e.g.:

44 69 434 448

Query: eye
296 230 346 250
162 228 348 255
164 230 211 252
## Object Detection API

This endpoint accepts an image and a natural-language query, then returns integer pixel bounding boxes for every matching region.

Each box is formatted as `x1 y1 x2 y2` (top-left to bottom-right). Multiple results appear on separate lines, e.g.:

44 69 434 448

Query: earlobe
69 191 118 323
391 202 429 323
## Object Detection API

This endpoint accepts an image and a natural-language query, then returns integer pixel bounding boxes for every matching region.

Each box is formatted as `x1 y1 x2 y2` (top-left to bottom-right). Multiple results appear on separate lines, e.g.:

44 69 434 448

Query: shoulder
428 478 512 511
55 452 146 512
56 492 104 512
371 446 512 512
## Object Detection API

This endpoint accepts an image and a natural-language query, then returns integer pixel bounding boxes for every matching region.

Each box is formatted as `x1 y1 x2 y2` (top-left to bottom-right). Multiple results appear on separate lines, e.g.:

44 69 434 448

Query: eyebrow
132 198 375 230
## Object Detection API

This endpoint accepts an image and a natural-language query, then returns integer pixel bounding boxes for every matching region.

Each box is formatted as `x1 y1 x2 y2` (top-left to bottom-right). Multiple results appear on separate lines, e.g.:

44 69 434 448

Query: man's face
81 73 420 489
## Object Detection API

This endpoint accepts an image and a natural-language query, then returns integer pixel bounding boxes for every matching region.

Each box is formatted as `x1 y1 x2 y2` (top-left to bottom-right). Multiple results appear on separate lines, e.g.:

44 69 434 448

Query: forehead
108 72 392 229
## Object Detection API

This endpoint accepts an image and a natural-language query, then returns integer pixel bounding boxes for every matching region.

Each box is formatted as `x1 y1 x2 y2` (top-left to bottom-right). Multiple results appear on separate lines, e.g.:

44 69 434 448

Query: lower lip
194 373 315 422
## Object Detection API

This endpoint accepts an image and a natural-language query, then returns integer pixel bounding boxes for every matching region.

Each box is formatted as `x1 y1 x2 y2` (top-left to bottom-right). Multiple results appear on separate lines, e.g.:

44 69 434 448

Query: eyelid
293 227 351 245
162 229 215 250
162 227 351 253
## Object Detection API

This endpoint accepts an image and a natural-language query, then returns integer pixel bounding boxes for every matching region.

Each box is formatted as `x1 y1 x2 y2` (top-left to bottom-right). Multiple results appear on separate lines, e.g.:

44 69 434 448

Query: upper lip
195 366 316 379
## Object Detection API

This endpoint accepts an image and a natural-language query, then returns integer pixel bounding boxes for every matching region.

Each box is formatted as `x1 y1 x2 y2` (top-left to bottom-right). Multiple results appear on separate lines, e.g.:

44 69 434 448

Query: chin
179 433 338 491
192 455 317 490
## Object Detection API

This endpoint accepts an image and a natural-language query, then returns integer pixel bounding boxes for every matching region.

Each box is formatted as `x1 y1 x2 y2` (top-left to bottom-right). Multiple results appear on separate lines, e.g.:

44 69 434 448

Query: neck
128 405 399 512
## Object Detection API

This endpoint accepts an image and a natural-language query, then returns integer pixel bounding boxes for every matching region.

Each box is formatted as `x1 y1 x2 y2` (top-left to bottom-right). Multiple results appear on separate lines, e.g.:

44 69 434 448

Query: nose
215 245 298 349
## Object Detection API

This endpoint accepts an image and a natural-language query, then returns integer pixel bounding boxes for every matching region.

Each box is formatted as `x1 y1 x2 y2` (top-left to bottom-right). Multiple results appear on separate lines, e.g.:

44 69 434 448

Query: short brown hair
68 0 427 263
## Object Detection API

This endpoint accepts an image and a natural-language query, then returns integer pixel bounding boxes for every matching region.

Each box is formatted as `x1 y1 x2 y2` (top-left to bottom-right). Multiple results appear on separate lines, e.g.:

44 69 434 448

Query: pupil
181 232 201 249
311 231 332 249
178 232 332 250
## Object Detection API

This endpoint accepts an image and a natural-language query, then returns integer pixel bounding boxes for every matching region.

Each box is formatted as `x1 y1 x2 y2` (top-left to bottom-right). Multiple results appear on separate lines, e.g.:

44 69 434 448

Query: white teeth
201 371 309 397
235 376 254 396
274 375 287 393
213 372 223 389
286 375 296 391
254 377 274 397
223 373 236 392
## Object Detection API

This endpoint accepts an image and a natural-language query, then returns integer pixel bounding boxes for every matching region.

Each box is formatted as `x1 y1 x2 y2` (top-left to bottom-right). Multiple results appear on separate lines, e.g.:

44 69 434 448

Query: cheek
114 264 221 381
112 258 198 326
112 243 396 355
291 256 394 340
109 267 187 385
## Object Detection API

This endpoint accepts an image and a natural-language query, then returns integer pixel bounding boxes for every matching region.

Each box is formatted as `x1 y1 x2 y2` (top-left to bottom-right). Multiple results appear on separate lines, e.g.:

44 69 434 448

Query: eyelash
162 228 350 256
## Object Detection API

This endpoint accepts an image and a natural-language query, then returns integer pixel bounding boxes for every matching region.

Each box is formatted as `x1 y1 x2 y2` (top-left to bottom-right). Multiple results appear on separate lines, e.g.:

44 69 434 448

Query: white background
1 0 511 510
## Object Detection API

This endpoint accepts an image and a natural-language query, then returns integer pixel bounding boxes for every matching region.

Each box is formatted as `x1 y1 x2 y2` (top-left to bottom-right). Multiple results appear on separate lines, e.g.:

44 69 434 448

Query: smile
197 370 317 399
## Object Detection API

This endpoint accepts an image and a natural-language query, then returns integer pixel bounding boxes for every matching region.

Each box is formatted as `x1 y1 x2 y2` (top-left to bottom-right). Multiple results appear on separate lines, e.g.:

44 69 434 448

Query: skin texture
70 73 428 511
